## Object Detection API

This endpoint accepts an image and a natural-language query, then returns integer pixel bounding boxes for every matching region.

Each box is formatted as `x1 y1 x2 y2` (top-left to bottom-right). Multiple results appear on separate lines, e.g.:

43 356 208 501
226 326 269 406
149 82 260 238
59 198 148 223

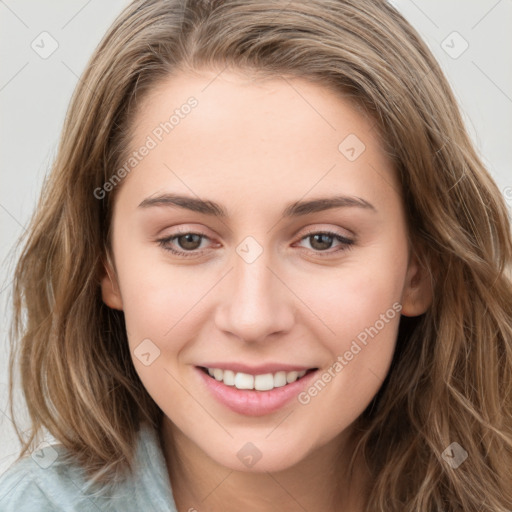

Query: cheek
307 275 400 379
289 249 405 433
295 294 401 448
295 247 406 350
110 241 200 371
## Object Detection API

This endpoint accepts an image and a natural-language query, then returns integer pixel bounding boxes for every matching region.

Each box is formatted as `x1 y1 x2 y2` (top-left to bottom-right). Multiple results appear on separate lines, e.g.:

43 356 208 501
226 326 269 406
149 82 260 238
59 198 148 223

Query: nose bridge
215 239 294 342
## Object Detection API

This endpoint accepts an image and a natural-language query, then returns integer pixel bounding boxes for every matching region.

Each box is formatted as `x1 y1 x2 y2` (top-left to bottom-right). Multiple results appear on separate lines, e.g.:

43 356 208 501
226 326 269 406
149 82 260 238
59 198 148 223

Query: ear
99 254 123 311
400 249 433 317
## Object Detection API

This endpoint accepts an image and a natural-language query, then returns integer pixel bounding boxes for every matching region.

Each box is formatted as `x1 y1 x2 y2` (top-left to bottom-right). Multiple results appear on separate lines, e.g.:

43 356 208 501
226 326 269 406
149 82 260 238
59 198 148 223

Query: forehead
117 70 400 216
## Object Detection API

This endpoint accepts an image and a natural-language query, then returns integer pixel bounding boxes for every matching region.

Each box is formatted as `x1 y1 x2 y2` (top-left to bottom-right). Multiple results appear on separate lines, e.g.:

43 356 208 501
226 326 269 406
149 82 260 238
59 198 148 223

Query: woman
1 0 511 510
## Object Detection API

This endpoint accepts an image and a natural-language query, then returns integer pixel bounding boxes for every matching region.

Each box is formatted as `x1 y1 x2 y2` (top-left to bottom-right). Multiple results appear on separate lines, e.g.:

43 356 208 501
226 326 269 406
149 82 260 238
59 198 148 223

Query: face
101 69 431 473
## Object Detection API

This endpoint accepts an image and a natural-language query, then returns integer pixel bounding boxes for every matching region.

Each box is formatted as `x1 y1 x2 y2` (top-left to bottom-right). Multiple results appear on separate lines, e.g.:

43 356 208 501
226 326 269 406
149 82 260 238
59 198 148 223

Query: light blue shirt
0 423 178 511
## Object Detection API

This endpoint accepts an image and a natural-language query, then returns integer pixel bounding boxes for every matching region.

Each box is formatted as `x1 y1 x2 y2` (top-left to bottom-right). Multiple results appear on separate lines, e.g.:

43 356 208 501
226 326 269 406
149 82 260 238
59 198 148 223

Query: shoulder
0 424 177 512
0 443 102 511
0 441 131 511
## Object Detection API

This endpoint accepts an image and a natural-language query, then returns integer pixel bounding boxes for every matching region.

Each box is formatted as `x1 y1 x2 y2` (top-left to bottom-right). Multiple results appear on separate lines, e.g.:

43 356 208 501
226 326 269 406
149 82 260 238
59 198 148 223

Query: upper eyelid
159 225 354 239
161 220 355 235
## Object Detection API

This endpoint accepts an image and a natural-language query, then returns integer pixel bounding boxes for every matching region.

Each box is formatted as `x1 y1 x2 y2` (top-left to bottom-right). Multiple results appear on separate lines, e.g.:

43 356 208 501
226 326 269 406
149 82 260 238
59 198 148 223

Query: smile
196 365 320 416
200 366 316 391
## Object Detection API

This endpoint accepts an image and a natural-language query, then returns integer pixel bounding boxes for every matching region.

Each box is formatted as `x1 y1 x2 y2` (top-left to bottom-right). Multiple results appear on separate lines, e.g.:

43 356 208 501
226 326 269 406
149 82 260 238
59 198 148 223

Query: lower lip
195 367 318 416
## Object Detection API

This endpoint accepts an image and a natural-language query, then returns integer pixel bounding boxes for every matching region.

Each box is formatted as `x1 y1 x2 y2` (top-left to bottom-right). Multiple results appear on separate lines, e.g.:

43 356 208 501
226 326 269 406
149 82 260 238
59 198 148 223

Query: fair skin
101 69 431 512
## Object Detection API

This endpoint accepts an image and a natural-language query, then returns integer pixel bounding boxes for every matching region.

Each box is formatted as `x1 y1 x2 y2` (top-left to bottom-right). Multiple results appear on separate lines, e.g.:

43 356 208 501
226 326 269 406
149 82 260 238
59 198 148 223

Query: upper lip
197 363 318 375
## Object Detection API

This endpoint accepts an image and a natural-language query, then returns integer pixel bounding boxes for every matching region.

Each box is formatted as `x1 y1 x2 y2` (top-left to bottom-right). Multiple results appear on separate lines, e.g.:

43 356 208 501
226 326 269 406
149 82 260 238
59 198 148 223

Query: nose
214 248 295 344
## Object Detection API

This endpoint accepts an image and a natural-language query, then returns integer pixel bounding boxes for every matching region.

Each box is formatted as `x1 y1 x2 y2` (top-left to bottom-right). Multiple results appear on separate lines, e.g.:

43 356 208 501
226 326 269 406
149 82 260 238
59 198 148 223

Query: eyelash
157 228 355 258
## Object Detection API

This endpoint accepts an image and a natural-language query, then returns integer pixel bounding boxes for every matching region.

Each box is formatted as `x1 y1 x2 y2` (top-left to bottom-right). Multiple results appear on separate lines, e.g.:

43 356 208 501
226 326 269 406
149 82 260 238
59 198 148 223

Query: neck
160 418 369 512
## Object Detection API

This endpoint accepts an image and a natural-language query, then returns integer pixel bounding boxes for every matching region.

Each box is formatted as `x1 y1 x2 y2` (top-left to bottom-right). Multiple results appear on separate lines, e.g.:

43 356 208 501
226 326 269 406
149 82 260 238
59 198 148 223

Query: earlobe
400 251 433 317
99 256 123 311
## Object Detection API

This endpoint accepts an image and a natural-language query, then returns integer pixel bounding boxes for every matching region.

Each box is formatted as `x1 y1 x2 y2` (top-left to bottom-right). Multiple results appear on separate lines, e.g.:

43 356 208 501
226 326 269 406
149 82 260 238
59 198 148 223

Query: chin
203 436 311 473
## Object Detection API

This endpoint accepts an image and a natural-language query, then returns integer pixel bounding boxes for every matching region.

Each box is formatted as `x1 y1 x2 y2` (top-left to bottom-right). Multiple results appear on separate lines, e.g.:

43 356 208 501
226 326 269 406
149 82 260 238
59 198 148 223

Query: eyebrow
138 193 377 217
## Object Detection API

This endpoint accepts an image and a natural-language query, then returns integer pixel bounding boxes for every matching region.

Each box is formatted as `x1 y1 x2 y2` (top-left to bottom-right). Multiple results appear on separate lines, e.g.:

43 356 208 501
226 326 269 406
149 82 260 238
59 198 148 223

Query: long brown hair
9 0 512 509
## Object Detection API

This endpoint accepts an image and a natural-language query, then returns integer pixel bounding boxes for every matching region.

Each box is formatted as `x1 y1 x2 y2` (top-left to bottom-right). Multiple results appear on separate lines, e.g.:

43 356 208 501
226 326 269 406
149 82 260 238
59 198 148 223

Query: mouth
197 366 318 392
195 364 321 416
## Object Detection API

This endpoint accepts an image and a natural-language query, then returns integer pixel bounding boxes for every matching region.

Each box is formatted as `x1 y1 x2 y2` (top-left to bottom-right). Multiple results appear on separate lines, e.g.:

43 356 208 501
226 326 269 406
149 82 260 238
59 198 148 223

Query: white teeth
234 372 254 389
223 369 235 386
204 368 311 391
274 371 287 388
286 371 299 383
254 373 274 391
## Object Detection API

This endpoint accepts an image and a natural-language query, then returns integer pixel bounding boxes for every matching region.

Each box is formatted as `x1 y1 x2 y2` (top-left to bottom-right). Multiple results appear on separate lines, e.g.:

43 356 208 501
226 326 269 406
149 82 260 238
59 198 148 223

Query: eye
295 230 354 256
157 229 212 258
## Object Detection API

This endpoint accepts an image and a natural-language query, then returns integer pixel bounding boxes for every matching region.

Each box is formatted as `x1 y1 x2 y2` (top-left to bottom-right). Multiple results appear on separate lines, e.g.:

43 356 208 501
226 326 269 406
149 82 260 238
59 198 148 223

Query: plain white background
1 0 511 477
